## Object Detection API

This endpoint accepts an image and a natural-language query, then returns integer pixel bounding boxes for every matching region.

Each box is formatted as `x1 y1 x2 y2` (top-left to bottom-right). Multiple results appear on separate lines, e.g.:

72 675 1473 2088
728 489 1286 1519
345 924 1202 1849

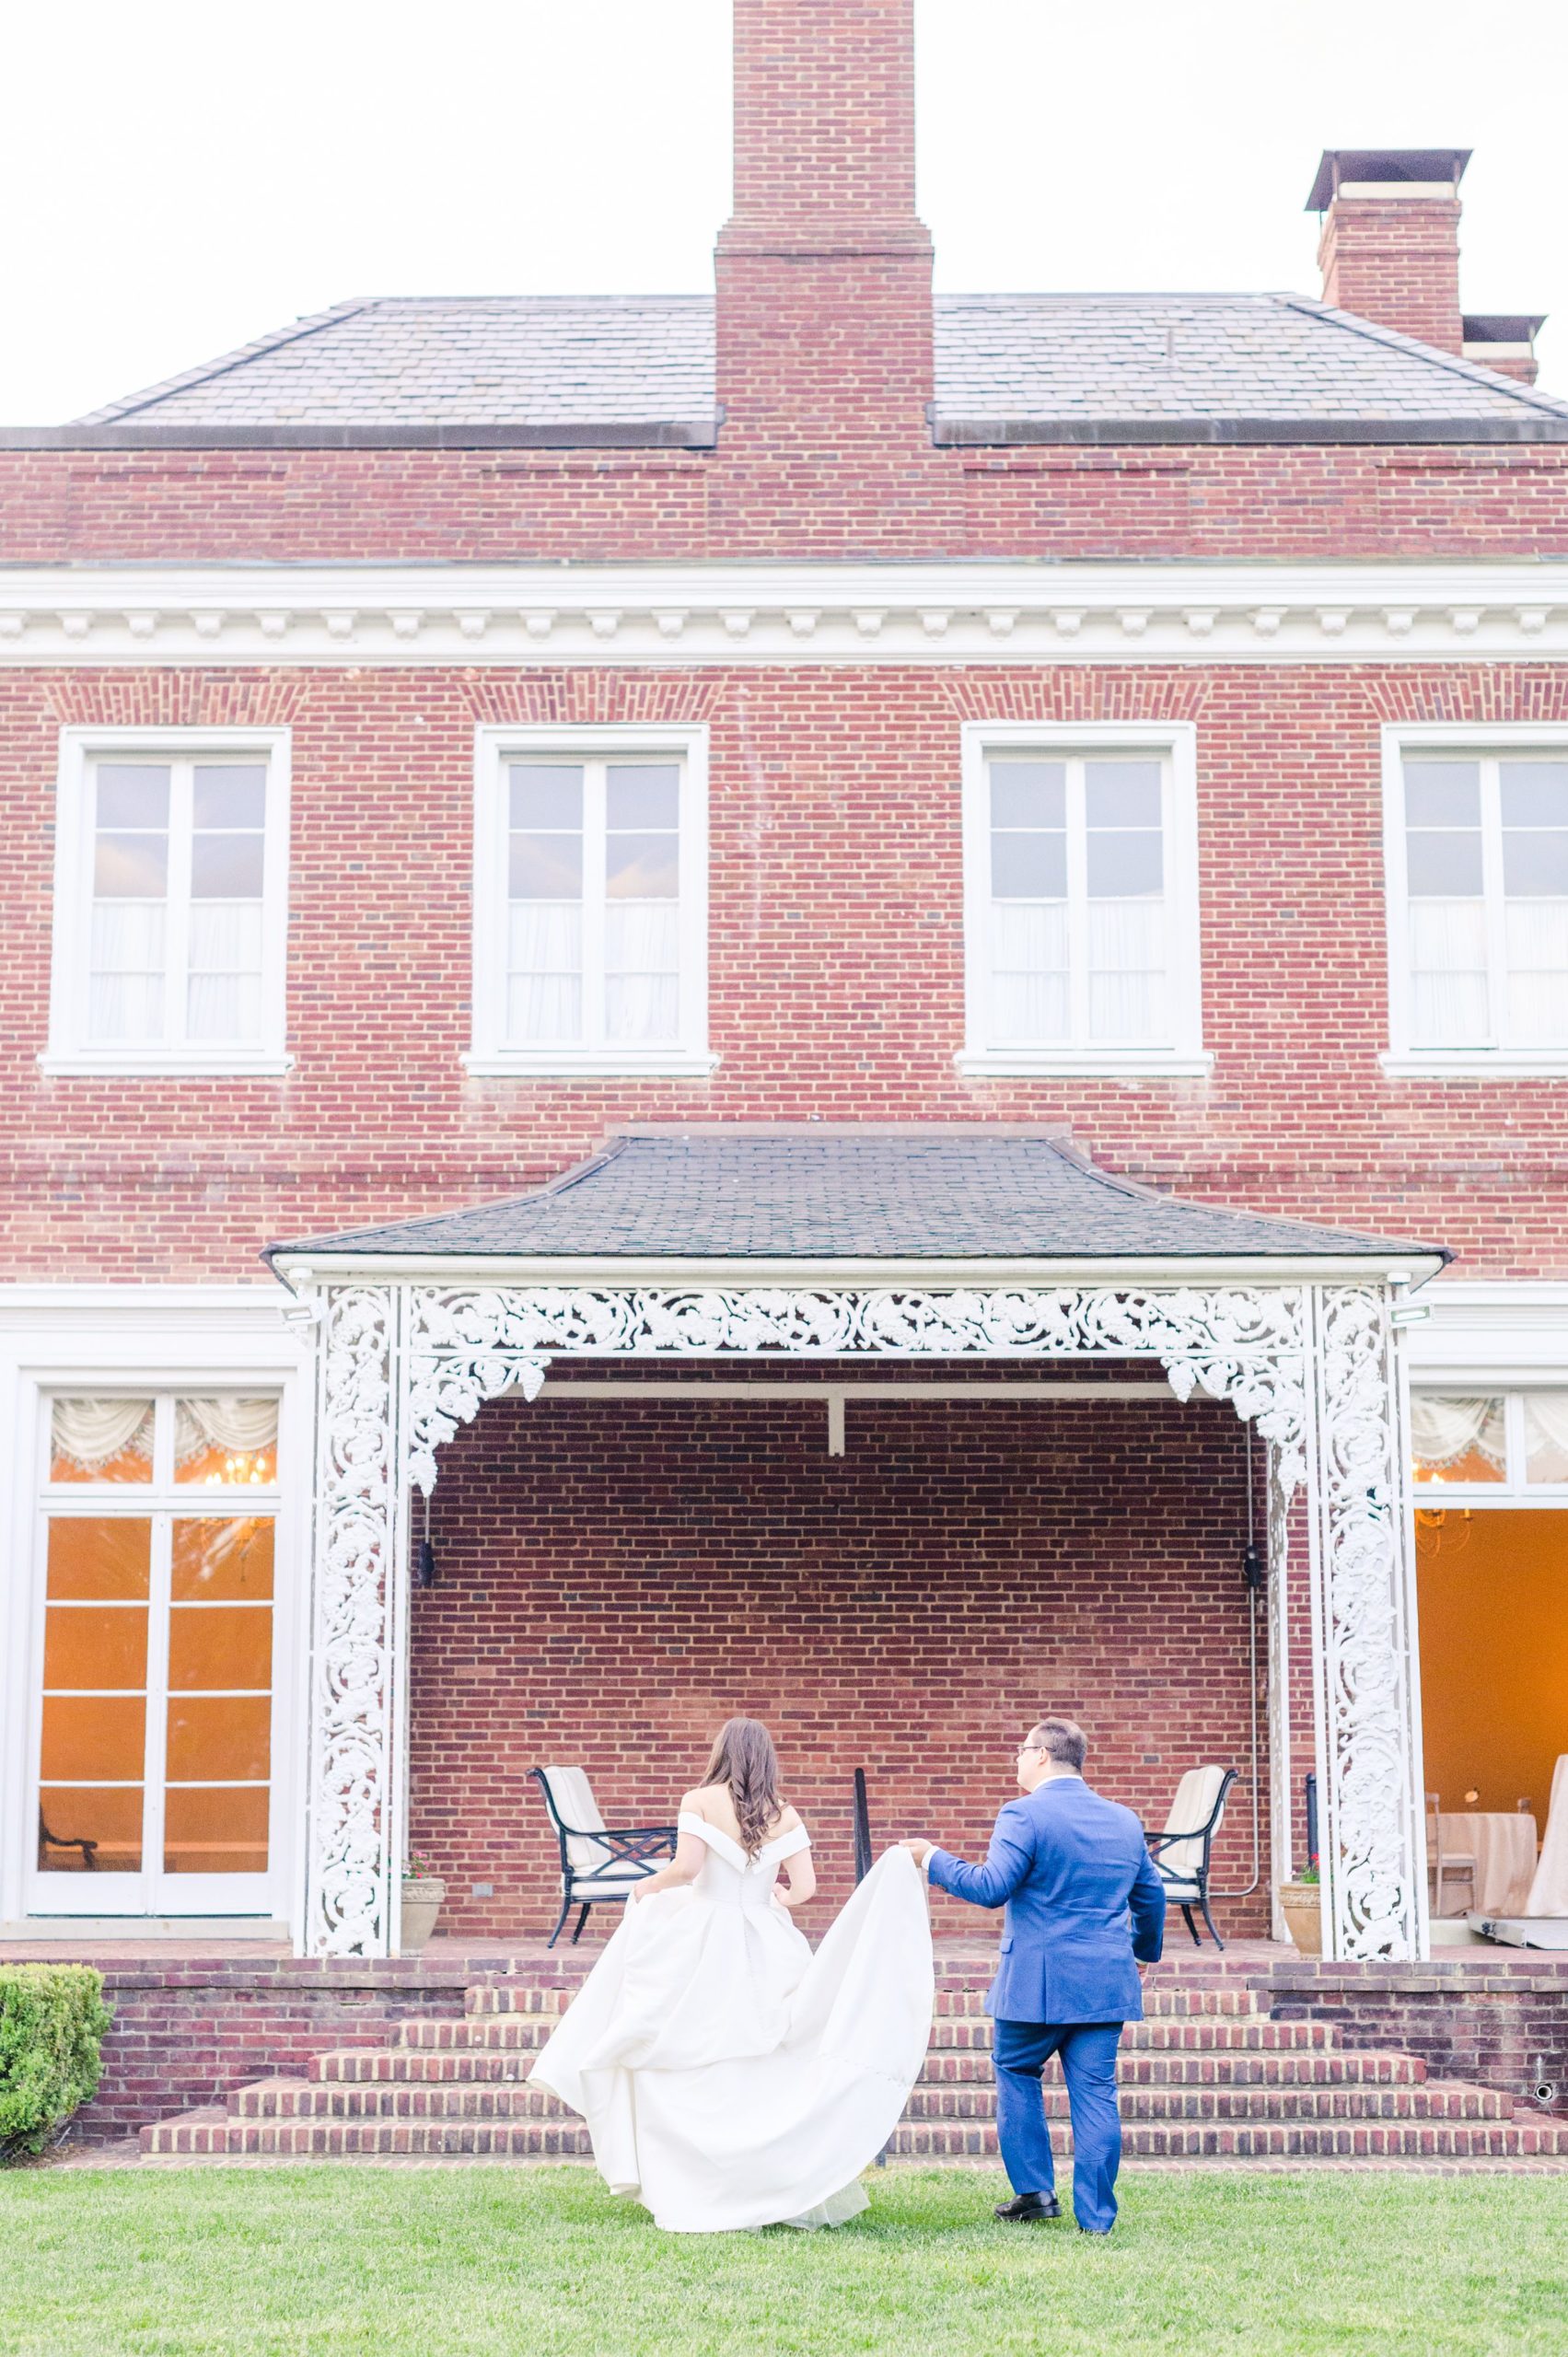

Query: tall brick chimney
714 0 935 454
1308 147 1469 354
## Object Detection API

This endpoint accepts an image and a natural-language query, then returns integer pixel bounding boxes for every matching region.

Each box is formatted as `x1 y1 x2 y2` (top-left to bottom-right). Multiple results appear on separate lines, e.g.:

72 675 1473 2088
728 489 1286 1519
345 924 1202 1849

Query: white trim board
3 562 1568 666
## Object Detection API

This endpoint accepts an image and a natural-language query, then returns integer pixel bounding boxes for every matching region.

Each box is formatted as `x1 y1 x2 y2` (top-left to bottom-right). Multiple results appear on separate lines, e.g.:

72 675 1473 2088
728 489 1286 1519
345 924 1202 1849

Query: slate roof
40 289 1568 446
266 1130 1445 1265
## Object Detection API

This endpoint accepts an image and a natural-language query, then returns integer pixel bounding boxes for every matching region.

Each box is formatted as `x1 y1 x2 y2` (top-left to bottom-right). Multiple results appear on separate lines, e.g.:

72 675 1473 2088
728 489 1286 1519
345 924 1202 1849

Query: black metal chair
1147 1766 1237 1947
531 1765 679 1946
38 1808 98 1871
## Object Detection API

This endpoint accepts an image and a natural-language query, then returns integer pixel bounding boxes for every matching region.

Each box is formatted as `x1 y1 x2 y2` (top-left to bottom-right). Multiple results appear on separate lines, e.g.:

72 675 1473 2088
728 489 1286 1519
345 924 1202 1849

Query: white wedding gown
530 1821 934 2232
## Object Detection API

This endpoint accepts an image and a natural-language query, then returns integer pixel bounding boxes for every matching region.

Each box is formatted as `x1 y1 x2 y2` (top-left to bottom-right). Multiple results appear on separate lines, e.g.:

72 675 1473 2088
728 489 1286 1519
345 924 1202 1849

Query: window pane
46 1517 151 1601
192 765 267 828
174 1399 279 1487
191 833 265 898
93 833 169 896
166 1694 270 1782
1404 762 1481 827
168 1604 273 1692
1087 900 1165 1040
507 974 583 1041
1524 1392 1568 1484
606 832 679 898
1409 901 1489 1046
1500 763 1568 827
42 1693 146 1782
88 901 166 1043
163 1784 269 1876
95 764 169 828
1406 832 1484 896
38 1786 142 1875
1410 1393 1506 1484
44 1605 148 1691
989 763 1065 829
506 902 582 1043
991 833 1067 898
170 1518 275 1604
989 902 1069 1043
607 764 679 830
1086 831 1163 897
1504 901 1568 1047
1501 834 1568 896
509 834 584 897
51 1399 154 1484
1085 761 1161 829
508 764 582 829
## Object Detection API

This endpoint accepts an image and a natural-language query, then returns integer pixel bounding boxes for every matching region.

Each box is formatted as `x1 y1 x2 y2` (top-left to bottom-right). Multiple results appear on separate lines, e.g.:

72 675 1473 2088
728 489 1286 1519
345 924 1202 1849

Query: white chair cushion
1157 1765 1227 1883
542 1764 617 1875
1160 1880 1202 1902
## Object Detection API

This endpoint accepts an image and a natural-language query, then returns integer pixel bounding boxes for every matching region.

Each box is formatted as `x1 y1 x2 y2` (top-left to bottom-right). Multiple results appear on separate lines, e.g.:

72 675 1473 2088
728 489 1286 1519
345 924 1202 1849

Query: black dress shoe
993 2192 1062 2222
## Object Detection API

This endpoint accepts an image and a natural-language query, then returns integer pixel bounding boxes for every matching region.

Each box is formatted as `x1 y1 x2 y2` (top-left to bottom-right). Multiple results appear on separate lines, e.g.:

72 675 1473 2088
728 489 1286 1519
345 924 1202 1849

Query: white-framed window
42 727 291 1076
466 724 713 1076
956 722 1206 1075
1411 1387 1568 1501
1382 726 1568 1076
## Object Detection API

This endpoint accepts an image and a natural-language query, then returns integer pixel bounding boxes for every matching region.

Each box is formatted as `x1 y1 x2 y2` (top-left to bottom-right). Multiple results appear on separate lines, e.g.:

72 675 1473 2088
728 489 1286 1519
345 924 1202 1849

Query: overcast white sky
5 0 1566 424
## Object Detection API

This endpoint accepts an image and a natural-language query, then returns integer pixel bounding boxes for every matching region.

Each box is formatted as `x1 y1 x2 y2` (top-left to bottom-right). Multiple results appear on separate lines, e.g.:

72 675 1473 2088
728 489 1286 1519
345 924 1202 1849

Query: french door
27 1390 281 1916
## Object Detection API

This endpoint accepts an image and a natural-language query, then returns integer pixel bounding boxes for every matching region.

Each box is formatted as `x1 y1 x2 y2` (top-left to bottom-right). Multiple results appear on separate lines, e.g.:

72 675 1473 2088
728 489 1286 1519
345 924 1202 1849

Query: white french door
26 1390 281 1917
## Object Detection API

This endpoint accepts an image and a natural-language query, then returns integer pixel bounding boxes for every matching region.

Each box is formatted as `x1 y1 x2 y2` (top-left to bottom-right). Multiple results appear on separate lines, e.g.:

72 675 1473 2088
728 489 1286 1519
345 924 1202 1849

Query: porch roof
265 1128 1447 1276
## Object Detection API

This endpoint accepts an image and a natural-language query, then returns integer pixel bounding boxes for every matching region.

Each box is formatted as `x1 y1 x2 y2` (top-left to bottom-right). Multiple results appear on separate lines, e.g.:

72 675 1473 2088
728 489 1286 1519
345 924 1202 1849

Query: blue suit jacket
927 1776 1166 2025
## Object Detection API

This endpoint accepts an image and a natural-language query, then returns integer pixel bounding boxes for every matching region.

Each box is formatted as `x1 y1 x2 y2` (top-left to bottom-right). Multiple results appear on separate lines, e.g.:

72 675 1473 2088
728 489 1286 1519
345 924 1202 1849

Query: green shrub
0 1966 113 2161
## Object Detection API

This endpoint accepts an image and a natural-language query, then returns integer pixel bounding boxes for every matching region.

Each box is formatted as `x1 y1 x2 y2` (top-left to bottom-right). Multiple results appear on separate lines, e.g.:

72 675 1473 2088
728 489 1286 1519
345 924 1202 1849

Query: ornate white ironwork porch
290 1273 1427 1965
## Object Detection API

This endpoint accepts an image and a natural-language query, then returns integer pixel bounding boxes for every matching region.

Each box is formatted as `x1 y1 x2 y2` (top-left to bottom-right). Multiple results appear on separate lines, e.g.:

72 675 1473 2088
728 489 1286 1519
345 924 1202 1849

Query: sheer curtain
187 902 263 1040
1504 901 1568 1047
605 903 679 1041
174 1398 279 1465
989 902 1068 1041
89 902 166 1041
1410 1394 1506 1474
50 1398 155 1470
1524 1392 1568 1483
507 903 582 1041
1087 900 1164 1040
1409 903 1489 1045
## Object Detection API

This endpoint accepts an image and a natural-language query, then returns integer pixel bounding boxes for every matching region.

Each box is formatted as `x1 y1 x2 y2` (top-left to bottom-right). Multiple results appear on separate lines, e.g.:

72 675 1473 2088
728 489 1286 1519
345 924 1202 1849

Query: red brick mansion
4 0 1567 1982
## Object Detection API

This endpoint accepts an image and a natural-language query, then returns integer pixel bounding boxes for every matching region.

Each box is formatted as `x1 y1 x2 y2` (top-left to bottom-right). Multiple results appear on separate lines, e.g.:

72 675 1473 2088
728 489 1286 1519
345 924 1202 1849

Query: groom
902 1715 1166 2235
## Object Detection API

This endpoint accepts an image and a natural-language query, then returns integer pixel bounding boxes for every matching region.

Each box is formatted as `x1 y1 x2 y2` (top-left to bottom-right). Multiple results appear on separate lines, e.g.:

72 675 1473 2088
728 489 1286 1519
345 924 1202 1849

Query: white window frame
1381 722 1568 1078
956 721 1208 1077
41 726 292 1077
1410 1383 1568 1505
465 723 714 1077
0 1287 310 1936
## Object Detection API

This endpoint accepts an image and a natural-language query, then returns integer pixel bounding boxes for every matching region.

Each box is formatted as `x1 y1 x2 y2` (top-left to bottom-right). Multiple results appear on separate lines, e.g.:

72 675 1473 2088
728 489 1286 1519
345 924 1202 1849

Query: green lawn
2 2165 1564 2357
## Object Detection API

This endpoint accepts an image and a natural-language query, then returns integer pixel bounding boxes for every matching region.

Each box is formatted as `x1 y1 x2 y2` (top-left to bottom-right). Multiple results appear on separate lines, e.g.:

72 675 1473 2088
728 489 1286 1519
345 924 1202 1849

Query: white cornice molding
2 562 1568 665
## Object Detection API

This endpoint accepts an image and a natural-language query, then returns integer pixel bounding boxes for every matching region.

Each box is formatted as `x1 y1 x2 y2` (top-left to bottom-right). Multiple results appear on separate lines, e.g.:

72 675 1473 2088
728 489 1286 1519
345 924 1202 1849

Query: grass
1 2165 1565 2357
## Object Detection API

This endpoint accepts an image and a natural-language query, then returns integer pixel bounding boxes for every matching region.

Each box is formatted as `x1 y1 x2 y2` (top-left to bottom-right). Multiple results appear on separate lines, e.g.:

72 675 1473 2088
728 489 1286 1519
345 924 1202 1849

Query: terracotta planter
401 1876 447 1952
1278 1880 1324 1956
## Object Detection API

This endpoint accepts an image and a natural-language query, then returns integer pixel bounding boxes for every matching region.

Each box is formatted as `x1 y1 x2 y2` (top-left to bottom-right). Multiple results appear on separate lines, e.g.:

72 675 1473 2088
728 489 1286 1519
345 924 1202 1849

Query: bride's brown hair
701 1716 783 1855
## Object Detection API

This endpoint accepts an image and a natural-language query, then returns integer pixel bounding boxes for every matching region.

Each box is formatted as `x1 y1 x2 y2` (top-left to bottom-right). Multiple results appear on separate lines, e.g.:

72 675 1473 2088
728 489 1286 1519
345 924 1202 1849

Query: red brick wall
405 1383 1272 1943
1267 1959 1568 2107
1318 192 1464 354
6 657 1568 1278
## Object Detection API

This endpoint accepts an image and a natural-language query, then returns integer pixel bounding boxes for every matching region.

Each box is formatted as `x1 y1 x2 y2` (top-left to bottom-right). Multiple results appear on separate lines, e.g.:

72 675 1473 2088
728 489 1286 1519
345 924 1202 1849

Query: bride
530 1716 934 2233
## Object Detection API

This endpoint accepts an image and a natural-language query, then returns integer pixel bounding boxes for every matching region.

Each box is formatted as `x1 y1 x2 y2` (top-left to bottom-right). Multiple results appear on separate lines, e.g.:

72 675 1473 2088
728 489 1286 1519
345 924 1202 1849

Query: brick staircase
139 1958 1568 2165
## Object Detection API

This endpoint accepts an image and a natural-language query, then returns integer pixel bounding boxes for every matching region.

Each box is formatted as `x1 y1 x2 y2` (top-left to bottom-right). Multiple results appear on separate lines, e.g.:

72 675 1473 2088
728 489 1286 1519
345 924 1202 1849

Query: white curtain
1523 1391 1568 1484
1409 901 1489 1046
89 901 166 1041
507 902 582 1041
173 1397 279 1464
1087 899 1164 1040
989 901 1068 1042
1504 900 1568 1047
604 902 679 1042
1410 1393 1506 1474
51 1397 155 1471
187 901 263 1042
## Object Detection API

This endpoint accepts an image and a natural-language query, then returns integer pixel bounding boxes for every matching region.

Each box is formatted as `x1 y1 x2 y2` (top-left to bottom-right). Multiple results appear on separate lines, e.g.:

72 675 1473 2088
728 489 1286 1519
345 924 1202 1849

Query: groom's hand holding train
900 1714 1166 2234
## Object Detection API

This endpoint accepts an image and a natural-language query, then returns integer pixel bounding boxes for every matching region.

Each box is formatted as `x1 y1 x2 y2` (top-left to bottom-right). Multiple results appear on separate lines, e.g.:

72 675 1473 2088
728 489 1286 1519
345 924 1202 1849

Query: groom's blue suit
927 1773 1166 2231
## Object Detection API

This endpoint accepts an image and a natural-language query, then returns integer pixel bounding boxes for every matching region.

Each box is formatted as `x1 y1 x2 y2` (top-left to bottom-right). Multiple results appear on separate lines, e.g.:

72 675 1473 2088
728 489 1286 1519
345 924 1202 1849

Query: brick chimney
714 0 935 452
1308 147 1469 354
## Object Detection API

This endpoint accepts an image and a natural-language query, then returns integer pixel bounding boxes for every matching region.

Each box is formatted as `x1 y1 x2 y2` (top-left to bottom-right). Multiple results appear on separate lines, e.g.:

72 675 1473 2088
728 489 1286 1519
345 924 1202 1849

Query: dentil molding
2 563 1567 665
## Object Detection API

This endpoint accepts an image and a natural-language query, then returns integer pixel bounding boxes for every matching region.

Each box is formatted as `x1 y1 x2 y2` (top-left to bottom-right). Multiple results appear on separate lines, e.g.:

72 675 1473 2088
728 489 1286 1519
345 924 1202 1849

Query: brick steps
137 1969 1568 2168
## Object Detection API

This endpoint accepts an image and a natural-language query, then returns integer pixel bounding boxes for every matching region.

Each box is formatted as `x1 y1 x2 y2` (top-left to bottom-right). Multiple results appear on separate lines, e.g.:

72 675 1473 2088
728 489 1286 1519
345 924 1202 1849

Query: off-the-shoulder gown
530 1817 933 2232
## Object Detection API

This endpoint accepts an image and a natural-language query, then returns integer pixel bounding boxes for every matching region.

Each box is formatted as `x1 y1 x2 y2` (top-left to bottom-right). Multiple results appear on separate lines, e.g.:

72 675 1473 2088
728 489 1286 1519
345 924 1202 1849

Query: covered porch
267 1127 1446 1964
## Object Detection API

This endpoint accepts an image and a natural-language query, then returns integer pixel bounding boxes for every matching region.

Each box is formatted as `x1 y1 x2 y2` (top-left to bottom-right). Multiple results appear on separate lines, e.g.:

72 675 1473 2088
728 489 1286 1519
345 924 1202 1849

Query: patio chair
1147 1765 1236 1947
531 1765 679 1947
1425 1793 1476 1918
37 1807 98 1870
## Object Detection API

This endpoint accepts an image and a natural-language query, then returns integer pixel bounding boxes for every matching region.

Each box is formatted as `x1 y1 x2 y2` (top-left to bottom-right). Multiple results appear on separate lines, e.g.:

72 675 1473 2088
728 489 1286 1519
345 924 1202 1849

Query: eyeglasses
1016 1744 1043 1759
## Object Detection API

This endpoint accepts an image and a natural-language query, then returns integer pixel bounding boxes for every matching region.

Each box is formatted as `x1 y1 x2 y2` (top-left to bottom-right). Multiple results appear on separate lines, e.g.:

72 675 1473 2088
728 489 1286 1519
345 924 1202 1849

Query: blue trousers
993 2018 1125 2233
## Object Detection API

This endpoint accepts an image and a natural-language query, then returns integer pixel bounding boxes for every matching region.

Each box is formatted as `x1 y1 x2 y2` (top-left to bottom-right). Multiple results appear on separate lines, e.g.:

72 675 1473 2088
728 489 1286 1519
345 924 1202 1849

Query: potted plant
1278 1860 1322 1955
401 1854 447 1952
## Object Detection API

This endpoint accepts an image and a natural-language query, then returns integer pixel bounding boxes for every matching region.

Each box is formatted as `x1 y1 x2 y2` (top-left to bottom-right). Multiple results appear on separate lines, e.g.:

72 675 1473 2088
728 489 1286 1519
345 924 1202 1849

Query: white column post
1264 1440 1294 1941
1303 1282 1428 1960
301 1282 411 1956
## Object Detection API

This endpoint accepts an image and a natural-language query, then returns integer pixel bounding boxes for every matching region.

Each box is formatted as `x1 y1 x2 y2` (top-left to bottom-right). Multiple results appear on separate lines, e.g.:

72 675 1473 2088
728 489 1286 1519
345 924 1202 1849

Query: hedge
0 1966 113 2160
